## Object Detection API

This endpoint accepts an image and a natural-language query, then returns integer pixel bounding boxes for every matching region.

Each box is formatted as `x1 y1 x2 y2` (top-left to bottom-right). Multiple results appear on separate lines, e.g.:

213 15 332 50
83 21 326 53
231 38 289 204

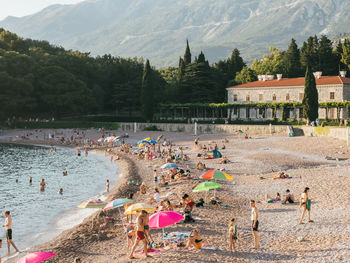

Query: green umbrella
193 182 222 192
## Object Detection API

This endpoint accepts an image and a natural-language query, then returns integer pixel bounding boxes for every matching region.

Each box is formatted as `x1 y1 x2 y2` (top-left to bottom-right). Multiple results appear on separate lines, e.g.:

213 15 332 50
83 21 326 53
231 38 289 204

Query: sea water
0 143 118 259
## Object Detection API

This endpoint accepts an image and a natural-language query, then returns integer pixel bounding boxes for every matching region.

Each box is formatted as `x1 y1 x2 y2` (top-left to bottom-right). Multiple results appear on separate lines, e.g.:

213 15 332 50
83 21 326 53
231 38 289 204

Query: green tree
284 38 302 77
234 67 258 84
318 35 338 75
334 40 345 71
300 36 319 72
183 40 191 66
341 39 350 72
302 67 318 122
251 47 286 75
141 60 154 121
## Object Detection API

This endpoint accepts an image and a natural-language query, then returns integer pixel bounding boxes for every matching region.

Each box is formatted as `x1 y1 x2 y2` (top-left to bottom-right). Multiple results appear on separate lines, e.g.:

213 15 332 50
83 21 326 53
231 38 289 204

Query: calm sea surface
0 143 118 254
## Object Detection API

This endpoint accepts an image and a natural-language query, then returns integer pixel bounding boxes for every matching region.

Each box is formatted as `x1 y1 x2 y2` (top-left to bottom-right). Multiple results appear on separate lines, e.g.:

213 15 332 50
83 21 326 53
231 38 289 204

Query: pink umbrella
148 211 184 229
17 252 56 263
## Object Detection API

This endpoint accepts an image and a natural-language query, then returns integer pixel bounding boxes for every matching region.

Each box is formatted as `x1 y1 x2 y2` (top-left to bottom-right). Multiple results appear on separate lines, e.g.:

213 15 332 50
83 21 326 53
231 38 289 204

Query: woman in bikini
185 230 202 249
299 187 313 224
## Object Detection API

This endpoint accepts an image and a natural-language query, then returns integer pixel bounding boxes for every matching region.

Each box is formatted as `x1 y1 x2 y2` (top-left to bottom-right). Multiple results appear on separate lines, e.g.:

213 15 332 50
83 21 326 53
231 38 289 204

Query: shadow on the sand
216 250 297 261
260 208 295 213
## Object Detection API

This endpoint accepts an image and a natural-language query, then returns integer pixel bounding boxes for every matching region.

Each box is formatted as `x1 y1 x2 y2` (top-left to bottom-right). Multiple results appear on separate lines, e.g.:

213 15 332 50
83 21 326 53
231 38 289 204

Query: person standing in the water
40 179 46 191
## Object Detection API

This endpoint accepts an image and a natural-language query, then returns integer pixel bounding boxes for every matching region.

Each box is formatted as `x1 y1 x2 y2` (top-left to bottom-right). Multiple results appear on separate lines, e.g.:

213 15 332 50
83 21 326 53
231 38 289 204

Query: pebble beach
1 129 350 262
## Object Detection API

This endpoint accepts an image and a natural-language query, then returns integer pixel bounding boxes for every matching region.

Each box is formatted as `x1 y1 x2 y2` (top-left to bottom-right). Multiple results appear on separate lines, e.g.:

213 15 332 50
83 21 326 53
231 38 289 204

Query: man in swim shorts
250 200 259 249
129 210 150 259
2 211 19 255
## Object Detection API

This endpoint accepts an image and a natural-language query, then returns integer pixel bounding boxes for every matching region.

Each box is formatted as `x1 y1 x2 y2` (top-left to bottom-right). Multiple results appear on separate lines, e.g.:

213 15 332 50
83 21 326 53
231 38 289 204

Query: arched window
286 93 290 101
272 94 276 101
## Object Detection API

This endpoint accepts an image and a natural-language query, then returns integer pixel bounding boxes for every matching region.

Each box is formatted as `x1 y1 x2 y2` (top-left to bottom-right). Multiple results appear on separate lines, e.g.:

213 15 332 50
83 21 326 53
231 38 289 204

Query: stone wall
119 122 289 135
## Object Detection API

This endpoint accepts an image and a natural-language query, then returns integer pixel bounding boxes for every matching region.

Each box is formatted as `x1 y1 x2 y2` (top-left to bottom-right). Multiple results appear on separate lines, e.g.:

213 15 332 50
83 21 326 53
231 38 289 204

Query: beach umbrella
200 169 233 180
148 140 157 144
193 182 222 192
148 211 184 229
124 203 155 215
17 252 56 263
78 200 106 209
104 198 133 211
157 135 164 142
161 163 179 169
234 130 243 134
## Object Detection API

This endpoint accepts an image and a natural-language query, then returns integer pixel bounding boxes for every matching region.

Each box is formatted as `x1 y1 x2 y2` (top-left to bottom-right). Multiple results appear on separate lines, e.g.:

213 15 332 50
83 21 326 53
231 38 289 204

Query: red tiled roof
228 76 350 89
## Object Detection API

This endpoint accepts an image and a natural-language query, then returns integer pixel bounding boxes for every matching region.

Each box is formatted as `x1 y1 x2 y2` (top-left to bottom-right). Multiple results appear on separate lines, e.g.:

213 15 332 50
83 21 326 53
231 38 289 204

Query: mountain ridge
1 0 350 67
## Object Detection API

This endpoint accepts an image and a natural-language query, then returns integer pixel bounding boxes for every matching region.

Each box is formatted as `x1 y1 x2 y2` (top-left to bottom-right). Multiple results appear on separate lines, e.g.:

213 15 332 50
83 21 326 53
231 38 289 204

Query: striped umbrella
124 203 155 215
200 169 233 180
104 198 133 211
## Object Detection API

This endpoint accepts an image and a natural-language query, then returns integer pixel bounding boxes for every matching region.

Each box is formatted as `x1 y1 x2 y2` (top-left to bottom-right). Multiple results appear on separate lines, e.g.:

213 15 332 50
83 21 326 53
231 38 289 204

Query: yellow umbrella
124 203 155 215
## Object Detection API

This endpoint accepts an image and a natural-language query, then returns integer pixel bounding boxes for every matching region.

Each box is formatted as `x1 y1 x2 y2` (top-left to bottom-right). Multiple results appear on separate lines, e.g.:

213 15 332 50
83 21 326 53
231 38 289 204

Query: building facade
227 74 350 120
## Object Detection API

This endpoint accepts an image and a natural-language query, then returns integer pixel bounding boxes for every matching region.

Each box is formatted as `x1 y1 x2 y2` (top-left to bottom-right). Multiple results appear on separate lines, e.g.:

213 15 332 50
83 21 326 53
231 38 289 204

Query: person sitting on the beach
265 193 281 203
164 200 174 211
221 144 226 150
74 257 82 263
149 188 160 204
228 218 238 252
283 189 295 204
218 156 230 164
184 230 202 249
140 183 147 195
196 161 206 170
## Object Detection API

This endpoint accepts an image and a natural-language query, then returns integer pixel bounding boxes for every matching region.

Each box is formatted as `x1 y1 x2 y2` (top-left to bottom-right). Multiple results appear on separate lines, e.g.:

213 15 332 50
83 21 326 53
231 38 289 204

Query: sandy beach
1 129 350 262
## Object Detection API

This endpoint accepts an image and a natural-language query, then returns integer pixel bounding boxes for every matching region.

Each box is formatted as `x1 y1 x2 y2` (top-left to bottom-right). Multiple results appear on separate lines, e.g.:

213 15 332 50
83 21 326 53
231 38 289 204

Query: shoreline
0 139 123 262
33 152 142 262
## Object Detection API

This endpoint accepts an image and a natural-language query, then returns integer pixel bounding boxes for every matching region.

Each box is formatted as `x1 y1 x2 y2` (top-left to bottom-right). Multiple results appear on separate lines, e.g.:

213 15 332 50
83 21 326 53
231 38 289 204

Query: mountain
1 0 350 67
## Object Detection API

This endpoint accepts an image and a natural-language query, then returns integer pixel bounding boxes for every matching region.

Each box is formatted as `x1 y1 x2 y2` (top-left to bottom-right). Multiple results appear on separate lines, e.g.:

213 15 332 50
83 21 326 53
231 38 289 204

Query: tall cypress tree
184 40 191 66
141 59 154 121
284 38 301 77
318 35 337 75
302 67 318 122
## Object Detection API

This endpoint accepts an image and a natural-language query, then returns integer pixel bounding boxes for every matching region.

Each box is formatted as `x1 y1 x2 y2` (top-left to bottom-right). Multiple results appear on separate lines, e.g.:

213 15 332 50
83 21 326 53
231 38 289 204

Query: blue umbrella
138 140 150 144
161 163 179 169
148 140 157 144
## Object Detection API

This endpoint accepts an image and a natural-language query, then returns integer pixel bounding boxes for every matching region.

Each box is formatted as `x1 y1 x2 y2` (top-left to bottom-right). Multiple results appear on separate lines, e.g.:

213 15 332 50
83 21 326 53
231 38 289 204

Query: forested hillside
1 28 350 122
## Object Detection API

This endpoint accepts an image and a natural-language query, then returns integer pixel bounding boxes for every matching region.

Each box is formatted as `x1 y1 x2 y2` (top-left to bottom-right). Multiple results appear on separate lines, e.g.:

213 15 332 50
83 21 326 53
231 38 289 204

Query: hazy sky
0 0 85 20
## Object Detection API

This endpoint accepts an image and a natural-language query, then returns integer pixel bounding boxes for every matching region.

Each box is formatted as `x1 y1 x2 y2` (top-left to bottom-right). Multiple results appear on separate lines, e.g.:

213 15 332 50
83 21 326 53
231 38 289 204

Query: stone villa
226 72 350 120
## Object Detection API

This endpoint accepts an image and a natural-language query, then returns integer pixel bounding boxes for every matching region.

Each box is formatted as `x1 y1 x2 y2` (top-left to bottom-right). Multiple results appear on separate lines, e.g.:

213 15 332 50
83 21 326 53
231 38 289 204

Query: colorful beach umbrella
234 130 244 134
161 163 178 169
124 203 155 215
200 169 233 180
148 211 184 229
193 182 222 192
148 140 157 144
17 252 56 263
78 200 106 208
104 198 133 211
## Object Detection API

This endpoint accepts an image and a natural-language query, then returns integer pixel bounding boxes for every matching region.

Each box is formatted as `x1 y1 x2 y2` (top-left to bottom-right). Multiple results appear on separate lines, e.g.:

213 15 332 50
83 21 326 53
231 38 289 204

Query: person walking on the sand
250 200 259 249
299 187 313 224
129 210 151 259
2 211 19 255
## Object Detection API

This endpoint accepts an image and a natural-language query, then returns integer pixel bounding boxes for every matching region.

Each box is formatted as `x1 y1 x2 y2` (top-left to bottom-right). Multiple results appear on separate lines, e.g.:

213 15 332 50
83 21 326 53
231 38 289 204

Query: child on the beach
125 223 136 253
228 218 238 252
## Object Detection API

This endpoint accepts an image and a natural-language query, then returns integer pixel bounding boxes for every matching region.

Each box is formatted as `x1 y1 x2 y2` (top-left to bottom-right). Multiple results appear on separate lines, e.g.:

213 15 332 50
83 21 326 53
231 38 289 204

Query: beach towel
163 231 191 241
